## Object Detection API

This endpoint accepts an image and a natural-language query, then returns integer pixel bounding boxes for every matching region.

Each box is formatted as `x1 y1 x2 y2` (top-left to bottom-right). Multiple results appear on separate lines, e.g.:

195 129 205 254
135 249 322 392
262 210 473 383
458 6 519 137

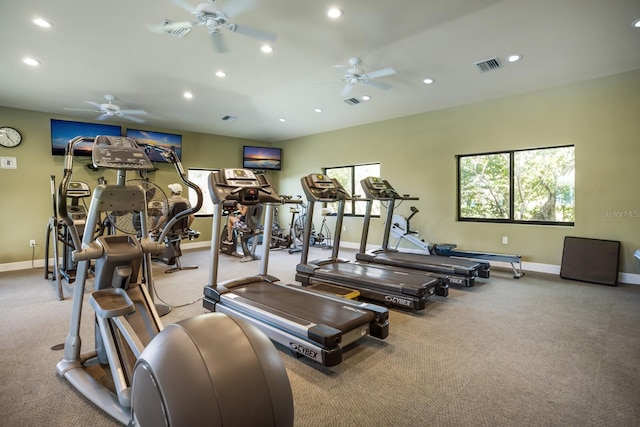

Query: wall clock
0 127 22 148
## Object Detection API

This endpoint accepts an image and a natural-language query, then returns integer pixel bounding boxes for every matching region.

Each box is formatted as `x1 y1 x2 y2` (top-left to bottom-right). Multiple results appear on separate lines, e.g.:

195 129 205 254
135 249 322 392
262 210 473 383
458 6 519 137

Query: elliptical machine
44 177 92 300
55 136 293 426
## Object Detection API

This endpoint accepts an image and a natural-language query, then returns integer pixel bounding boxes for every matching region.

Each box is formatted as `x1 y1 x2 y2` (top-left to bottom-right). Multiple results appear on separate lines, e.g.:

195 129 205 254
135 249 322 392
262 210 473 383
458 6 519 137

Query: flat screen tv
126 129 182 163
242 146 282 171
51 119 121 156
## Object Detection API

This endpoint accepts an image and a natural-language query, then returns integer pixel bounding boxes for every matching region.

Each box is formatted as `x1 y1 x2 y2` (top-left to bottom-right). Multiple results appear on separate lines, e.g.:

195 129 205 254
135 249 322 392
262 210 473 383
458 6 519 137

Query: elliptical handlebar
141 144 204 243
58 136 95 250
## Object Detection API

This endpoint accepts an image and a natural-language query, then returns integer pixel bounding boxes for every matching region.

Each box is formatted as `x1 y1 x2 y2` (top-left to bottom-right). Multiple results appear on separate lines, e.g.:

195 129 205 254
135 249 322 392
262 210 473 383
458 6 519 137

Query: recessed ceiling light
362 95 371 101
215 70 226 77
32 18 52 28
23 57 40 66
633 19 640 28
279 118 286 122
422 78 435 84
314 108 323 113
183 91 193 99
507 54 522 63
260 45 274 53
327 7 343 19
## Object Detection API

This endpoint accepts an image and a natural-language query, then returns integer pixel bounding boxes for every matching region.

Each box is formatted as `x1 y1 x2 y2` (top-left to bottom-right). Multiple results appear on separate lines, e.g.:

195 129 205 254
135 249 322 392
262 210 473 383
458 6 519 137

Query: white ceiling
1 0 639 142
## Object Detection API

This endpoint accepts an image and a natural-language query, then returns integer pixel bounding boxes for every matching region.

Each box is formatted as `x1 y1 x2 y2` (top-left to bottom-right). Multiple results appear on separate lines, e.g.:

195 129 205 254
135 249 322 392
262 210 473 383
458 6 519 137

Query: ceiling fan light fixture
327 7 343 19
32 18 52 28
23 57 40 66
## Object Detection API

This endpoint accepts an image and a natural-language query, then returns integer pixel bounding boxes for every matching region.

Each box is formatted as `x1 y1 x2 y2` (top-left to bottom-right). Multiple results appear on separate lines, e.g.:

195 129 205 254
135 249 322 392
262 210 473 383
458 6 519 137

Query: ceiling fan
63 95 148 123
337 57 396 97
157 0 277 53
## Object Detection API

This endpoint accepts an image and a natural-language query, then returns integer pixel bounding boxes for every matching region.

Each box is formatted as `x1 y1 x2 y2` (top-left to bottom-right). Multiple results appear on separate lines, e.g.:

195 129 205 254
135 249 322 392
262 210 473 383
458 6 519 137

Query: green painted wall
275 70 640 274
0 107 265 265
2 70 639 275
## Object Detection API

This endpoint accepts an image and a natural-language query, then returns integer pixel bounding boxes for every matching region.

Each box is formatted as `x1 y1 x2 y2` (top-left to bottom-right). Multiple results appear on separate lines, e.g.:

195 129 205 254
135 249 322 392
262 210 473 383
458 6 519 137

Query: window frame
323 162 381 218
457 145 575 226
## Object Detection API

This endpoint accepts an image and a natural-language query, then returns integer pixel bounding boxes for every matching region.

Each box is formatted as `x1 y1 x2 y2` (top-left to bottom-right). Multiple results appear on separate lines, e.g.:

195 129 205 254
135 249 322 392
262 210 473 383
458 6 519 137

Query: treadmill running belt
364 252 478 276
231 281 374 333
310 261 437 296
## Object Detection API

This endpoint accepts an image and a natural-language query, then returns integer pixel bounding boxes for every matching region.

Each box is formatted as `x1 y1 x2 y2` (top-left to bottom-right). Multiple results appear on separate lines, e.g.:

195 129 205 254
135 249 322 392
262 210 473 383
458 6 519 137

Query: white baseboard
4 240 640 285
341 241 640 285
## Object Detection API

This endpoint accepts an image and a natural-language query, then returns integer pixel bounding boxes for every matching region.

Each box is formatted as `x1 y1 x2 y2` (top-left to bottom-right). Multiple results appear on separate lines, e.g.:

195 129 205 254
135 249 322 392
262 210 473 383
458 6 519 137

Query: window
458 146 574 225
324 163 381 216
187 168 218 216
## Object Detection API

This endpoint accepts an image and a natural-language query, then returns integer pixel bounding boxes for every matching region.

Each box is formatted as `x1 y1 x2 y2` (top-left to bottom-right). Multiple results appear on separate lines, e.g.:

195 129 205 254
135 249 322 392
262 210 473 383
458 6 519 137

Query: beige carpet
1 245 639 426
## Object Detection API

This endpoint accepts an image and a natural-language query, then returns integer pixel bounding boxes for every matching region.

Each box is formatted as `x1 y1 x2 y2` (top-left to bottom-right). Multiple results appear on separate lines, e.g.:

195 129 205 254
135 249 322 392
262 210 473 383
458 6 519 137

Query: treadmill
295 173 447 311
202 169 389 367
358 176 487 287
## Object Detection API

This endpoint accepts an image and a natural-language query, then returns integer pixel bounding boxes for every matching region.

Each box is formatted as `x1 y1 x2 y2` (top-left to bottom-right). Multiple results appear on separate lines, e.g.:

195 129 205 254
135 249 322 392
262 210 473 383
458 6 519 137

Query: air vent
475 57 502 73
221 115 237 122
160 19 191 38
343 98 361 106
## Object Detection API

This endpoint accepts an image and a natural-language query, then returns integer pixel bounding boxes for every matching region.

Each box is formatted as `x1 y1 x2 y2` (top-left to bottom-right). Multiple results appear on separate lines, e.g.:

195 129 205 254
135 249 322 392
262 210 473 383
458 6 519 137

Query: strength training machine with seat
55 136 293 426
295 173 447 311
156 200 201 273
220 202 263 262
203 168 389 367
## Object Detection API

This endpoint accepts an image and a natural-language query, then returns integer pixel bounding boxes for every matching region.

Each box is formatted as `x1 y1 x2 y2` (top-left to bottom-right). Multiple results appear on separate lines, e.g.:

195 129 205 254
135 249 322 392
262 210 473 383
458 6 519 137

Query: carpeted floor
1 245 639 426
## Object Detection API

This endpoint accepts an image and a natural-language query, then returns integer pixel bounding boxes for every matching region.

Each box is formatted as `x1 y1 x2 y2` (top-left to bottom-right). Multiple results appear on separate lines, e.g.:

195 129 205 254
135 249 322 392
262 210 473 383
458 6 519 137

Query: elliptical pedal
89 288 136 319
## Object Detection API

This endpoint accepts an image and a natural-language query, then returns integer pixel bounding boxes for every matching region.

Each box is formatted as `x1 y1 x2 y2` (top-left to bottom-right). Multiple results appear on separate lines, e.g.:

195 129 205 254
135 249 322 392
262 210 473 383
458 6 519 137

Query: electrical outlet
29 239 36 247
502 236 508 245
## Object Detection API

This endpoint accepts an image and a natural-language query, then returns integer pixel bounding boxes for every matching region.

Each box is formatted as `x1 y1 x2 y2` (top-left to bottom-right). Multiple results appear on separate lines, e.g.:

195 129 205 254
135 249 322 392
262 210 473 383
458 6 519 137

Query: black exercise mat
560 236 620 286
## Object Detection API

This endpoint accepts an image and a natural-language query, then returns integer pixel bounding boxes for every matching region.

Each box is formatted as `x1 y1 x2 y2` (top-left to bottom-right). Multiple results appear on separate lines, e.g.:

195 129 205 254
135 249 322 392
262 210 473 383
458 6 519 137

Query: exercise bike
55 135 293 426
270 195 303 254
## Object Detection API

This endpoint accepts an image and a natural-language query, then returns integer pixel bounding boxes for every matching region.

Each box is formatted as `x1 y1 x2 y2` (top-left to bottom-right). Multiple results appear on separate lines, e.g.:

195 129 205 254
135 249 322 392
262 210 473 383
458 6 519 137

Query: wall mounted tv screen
51 119 121 156
126 129 182 163
242 146 282 171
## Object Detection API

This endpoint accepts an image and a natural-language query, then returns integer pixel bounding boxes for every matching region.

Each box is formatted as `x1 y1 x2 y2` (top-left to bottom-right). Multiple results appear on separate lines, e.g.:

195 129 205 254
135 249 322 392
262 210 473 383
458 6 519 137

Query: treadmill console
208 168 281 205
91 135 155 171
360 176 401 200
301 173 351 202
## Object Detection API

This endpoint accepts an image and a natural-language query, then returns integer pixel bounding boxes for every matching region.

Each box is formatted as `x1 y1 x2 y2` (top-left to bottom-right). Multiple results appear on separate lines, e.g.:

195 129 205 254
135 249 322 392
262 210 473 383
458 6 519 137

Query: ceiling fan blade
340 82 355 97
85 101 103 109
221 0 256 18
363 80 392 90
169 0 197 13
119 109 147 115
210 31 229 53
63 107 100 113
228 23 277 43
121 115 146 123
365 67 396 79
